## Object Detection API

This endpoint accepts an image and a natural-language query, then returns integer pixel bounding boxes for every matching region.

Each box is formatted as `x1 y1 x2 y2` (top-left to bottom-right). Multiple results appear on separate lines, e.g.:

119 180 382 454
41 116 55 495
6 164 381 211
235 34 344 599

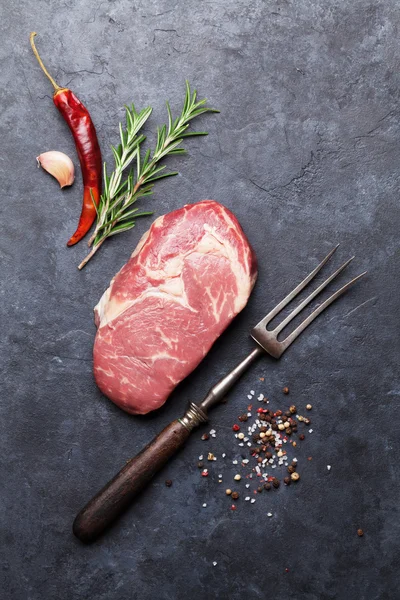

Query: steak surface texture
93 200 257 414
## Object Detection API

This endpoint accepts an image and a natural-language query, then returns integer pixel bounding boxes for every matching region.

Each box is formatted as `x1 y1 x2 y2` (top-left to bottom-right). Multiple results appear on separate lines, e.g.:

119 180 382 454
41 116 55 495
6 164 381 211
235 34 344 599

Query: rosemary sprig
78 82 218 269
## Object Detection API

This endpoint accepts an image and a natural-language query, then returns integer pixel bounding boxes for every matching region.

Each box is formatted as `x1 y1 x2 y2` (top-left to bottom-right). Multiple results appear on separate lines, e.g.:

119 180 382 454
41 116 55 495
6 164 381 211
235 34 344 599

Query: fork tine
280 271 367 352
256 245 339 327
274 256 354 335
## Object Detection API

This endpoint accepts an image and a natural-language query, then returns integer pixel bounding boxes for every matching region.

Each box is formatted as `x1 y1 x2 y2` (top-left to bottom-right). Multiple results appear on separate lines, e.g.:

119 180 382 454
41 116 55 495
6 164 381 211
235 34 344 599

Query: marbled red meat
93 200 257 414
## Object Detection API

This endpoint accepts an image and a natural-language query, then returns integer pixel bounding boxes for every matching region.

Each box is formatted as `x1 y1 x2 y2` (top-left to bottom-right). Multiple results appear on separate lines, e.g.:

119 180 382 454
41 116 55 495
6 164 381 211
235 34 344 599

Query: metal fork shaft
198 345 265 413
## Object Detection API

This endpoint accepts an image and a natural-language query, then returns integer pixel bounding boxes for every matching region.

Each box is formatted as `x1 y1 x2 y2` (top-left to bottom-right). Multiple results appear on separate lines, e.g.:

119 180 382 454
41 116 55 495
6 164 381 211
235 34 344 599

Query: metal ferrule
179 402 208 431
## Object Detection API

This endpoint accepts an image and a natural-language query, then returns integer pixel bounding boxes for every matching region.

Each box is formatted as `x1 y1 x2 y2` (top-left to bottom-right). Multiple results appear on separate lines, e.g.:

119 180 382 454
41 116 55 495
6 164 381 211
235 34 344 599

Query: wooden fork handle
73 405 207 543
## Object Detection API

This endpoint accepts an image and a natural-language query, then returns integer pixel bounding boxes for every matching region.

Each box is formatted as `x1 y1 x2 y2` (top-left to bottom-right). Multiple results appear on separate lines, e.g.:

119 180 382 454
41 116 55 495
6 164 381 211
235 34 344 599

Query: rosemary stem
78 238 105 269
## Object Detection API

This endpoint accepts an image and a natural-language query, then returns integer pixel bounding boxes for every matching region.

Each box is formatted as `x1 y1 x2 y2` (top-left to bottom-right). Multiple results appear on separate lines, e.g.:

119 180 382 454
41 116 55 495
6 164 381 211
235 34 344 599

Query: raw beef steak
93 200 257 414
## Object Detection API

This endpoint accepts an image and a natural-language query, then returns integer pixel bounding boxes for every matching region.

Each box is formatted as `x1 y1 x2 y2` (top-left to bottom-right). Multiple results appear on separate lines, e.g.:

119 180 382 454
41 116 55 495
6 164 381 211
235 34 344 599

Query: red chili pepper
30 33 102 246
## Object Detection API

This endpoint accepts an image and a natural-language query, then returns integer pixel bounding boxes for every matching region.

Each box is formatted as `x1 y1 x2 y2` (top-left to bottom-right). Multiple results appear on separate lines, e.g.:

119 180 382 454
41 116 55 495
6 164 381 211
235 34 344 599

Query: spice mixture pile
197 384 314 511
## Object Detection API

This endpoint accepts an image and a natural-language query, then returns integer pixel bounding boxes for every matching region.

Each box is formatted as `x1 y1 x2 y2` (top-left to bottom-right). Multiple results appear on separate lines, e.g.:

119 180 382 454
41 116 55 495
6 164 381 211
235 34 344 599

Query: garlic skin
36 151 75 188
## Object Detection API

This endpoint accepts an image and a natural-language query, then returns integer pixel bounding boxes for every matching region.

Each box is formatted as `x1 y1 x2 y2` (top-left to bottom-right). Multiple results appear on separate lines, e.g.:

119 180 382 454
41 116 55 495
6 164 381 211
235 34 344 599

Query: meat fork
73 246 366 542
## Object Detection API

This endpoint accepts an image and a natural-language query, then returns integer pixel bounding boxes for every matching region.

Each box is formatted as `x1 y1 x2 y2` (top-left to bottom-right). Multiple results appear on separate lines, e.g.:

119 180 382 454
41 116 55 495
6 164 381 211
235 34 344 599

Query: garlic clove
36 151 75 188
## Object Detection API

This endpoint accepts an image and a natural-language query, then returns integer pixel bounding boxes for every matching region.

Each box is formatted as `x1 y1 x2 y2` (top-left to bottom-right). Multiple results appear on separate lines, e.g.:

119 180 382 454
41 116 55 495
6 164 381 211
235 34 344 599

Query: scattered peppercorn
225 489 232 495
265 452 273 460
207 452 215 461
288 465 296 474
201 433 210 441
257 457 263 464
291 472 300 482
357 528 364 537
234 474 241 481
286 427 292 435
289 404 297 414
232 424 240 432
284 476 291 485
303 417 311 425
198 461 204 468
165 480 172 487
257 486 264 493
237 432 245 440
299 434 305 441
272 478 280 489
306 404 312 410
231 491 239 500
283 387 289 394
264 483 271 491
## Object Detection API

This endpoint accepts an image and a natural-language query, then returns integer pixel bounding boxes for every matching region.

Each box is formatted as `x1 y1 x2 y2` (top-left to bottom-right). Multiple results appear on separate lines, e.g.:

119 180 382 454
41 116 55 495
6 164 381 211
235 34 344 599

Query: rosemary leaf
78 82 219 270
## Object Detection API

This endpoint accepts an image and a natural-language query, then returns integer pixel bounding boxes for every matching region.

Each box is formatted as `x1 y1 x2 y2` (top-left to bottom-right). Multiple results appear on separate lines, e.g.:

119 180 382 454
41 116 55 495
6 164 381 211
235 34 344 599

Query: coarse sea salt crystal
218 474 222 478
245 496 250 501
222 453 226 458
199 455 203 460
247 412 252 417
251 498 256 504
327 465 331 471
242 459 249 464
293 458 298 463
267 512 273 517
232 459 238 465
213 561 217 567
257 394 264 401
247 395 252 400
203 503 207 507
238 443 244 447
309 429 313 433
244 437 249 442
247 442 252 447
250 390 255 395
209 429 216 435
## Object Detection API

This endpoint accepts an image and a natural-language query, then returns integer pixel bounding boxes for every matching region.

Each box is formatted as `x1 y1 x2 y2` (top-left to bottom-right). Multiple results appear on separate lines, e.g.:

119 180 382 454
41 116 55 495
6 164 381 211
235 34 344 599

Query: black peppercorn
165 480 173 487
198 461 204 468
257 486 263 493
288 465 296 474
252 433 261 442
284 476 291 485
284 411 291 417
299 434 305 440
272 478 280 489
271 424 278 431
286 428 292 435
231 491 239 500
283 387 289 394
265 452 273 460
264 483 271 491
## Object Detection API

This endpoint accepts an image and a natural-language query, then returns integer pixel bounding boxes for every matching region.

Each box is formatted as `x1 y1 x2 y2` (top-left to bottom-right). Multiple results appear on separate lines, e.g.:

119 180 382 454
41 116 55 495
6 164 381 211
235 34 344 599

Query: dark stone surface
1 1 399 598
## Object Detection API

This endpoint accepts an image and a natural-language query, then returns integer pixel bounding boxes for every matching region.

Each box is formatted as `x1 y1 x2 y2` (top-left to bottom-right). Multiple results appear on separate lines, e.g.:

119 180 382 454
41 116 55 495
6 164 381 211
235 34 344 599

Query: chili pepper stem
30 32 64 93
78 239 105 270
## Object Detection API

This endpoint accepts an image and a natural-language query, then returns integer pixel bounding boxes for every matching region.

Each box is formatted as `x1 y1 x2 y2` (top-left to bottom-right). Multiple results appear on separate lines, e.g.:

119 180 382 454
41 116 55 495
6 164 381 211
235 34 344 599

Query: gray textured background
1 1 399 598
